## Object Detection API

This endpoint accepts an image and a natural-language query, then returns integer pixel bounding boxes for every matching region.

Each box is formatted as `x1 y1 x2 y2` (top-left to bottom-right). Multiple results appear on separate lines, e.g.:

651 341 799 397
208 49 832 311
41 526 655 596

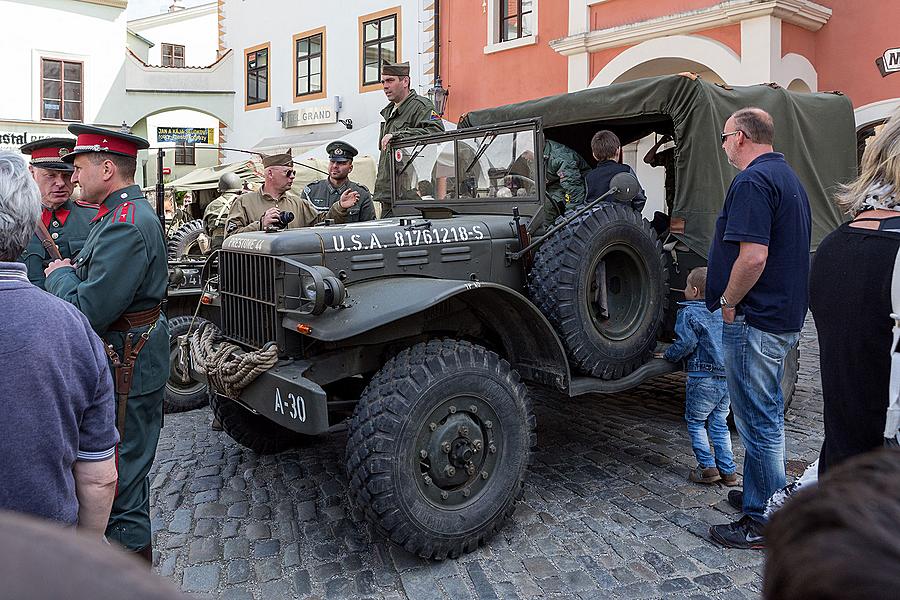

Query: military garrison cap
63 124 149 163
262 149 293 168
326 141 358 163
20 137 75 172
381 61 410 77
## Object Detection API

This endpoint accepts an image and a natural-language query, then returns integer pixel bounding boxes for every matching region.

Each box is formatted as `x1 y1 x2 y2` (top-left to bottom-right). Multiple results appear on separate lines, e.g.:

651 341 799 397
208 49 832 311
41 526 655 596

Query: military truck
187 75 856 559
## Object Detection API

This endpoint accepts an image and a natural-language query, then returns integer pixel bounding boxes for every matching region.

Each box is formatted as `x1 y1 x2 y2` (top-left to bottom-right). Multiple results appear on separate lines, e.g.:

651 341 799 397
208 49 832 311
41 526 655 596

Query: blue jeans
685 375 736 474
723 315 798 522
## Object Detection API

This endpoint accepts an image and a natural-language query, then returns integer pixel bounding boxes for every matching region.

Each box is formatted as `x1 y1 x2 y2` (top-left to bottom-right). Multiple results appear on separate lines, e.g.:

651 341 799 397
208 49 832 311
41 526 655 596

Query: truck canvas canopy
460 74 856 256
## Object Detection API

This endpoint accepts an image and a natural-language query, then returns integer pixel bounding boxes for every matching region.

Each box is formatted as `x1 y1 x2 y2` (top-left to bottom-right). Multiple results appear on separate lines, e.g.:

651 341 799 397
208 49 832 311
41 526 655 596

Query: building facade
220 0 440 162
0 0 130 152
128 2 222 183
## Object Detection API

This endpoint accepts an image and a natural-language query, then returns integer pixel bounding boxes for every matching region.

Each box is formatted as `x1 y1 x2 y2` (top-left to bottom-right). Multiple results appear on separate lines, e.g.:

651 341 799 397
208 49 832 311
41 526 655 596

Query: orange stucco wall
440 0 569 122
811 0 900 108
590 0 721 30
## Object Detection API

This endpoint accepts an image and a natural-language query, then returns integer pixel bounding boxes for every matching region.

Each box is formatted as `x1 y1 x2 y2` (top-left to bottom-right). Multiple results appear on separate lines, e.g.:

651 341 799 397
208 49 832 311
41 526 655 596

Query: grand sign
282 104 337 128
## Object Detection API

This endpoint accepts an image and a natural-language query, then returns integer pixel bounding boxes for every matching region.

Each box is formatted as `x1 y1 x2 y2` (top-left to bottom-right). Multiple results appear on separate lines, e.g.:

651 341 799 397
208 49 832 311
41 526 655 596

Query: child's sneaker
688 466 722 484
719 471 740 486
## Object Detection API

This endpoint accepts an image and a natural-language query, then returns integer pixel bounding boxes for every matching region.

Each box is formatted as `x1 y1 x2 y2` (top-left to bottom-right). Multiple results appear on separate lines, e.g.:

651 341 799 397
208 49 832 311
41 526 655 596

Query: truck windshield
393 127 538 203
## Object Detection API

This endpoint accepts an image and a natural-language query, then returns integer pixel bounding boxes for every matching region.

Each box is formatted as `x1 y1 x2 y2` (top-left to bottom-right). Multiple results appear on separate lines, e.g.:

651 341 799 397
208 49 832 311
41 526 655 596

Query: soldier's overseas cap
262 149 293 168
63 124 149 163
326 141 358 163
381 61 410 77
20 137 76 172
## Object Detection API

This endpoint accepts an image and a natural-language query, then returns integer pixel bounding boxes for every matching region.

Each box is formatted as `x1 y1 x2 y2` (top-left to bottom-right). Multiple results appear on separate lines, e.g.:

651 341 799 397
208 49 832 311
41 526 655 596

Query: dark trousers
106 386 164 551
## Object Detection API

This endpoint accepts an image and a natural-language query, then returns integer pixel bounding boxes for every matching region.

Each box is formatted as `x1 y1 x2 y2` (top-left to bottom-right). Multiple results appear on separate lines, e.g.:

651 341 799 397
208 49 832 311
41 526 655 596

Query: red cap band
74 133 139 157
30 146 72 160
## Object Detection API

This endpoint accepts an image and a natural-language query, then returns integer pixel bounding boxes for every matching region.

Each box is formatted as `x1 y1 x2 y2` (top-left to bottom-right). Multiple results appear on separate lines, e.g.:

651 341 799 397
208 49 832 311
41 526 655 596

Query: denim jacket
664 300 726 376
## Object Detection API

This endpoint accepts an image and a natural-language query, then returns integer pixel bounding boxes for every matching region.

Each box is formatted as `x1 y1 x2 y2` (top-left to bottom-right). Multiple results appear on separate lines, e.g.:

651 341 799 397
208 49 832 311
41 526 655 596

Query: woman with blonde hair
808 108 900 475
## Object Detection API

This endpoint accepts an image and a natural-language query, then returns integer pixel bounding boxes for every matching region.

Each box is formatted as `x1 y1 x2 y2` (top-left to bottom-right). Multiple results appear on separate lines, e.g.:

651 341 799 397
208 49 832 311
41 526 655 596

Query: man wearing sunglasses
225 149 358 236
706 107 811 549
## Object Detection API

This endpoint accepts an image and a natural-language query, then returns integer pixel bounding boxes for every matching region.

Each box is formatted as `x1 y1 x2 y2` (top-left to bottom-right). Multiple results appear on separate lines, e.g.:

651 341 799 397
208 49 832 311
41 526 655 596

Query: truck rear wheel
528 203 668 379
164 315 211 414
210 393 307 455
345 339 534 559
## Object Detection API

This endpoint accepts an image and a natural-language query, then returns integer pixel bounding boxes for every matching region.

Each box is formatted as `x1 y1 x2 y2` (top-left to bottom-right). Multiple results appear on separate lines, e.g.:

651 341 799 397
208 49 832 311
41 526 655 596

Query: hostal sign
283 104 337 128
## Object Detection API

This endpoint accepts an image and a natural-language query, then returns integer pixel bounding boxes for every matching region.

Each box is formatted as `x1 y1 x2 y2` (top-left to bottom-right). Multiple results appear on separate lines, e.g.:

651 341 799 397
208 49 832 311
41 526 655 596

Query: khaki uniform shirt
375 90 445 213
225 187 348 237
203 191 238 250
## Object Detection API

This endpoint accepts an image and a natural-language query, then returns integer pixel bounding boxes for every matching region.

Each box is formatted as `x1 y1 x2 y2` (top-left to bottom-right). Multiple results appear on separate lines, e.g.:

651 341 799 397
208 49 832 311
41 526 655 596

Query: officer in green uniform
45 124 169 562
204 172 242 251
18 138 97 289
226 150 357 236
303 141 375 222
375 61 445 217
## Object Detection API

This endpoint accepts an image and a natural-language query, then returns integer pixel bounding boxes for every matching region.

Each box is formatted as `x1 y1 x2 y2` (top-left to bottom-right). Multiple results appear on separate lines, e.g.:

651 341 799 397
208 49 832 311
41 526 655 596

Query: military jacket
203 191 239 250
45 185 170 396
543 140 591 224
375 90 445 208
303 179 376 222
225 187 348 237
20 199 97 289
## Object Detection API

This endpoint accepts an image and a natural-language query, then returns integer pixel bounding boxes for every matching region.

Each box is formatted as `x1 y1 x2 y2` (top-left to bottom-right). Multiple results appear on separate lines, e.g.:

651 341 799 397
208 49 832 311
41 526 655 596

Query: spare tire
167 220 206 259
528 202 668 379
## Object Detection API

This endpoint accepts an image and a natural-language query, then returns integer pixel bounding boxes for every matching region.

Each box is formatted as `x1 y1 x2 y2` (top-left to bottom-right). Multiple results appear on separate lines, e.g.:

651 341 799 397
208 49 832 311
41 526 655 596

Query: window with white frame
41 58 83 122
500 0 534 42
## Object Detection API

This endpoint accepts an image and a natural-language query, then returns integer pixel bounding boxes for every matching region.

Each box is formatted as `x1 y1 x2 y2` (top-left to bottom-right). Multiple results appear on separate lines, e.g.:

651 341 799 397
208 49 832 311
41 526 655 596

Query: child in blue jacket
660 267 738 485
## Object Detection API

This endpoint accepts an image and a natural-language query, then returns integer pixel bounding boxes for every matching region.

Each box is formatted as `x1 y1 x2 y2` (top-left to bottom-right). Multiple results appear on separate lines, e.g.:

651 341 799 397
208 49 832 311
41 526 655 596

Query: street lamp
428 77 449 118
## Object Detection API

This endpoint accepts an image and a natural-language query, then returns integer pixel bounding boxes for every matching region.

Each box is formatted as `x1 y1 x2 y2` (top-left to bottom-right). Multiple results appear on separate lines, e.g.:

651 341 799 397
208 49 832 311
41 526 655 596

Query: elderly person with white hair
0 150 118 539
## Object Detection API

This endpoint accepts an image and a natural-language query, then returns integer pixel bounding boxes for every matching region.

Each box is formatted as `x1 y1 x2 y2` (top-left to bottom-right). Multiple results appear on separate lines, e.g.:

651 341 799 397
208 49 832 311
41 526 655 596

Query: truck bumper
193 360 330 435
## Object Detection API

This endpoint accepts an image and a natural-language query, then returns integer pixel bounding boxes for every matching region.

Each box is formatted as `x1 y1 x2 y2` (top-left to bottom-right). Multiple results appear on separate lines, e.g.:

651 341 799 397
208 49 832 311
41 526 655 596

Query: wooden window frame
292 27 327 103
244 42 271 111
499 0 534 42
161 43 185 67
358 6 402 94
174 142 195 166
40 57 84 123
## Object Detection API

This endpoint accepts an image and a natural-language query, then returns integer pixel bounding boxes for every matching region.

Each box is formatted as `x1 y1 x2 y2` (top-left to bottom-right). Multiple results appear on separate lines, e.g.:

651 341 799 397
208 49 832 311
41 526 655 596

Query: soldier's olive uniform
303 179 376 222
20 200 96 289
203 191 239 250
225 188 348 236
46 185 169 552
543 139 591 226
375 90 445 216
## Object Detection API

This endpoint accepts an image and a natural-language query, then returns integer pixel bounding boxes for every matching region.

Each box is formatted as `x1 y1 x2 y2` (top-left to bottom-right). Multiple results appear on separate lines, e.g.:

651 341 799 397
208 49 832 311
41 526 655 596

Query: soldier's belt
108 304 162 332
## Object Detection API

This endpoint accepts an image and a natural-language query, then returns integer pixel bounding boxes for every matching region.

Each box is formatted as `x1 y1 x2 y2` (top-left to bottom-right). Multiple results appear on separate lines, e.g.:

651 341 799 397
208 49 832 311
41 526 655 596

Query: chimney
169 0 185 12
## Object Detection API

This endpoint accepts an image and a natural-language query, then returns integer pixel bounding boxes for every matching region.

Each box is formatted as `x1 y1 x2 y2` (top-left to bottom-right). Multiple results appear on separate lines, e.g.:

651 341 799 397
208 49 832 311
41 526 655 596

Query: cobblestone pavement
150 318 823 599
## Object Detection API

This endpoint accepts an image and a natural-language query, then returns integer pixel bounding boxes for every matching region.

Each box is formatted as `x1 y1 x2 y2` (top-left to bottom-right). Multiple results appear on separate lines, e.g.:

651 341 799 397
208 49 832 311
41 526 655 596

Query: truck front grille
219 251 280 349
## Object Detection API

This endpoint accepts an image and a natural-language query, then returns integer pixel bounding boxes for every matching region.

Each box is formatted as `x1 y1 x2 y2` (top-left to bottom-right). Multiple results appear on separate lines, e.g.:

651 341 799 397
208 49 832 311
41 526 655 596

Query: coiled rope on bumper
189 322 279 400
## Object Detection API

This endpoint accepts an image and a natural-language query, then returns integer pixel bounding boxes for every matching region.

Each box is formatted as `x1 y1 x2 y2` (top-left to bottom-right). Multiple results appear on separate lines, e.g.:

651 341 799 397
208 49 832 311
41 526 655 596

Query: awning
166 158 263 191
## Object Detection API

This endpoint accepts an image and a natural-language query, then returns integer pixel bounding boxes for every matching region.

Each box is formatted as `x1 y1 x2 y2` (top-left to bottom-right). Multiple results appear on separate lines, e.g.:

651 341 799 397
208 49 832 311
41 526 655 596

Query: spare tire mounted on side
529 202 668 379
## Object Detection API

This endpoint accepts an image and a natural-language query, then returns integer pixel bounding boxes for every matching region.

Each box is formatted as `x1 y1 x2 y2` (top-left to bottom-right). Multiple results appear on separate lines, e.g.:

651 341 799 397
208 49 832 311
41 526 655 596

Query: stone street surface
150 318 823 599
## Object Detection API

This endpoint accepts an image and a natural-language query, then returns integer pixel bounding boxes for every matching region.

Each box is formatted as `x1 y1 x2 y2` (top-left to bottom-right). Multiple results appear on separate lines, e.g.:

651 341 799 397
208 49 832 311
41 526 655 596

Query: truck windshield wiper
397 143 427 177
464 132 497 174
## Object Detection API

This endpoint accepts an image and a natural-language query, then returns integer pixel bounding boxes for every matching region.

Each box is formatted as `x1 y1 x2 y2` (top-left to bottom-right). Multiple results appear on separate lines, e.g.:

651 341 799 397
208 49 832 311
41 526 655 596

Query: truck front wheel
345 339 535 559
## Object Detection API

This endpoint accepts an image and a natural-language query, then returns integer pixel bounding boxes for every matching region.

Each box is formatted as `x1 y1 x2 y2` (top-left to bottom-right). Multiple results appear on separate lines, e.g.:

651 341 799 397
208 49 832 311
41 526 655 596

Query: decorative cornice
128 1 217 29
551 0 831 56
77 0 127 8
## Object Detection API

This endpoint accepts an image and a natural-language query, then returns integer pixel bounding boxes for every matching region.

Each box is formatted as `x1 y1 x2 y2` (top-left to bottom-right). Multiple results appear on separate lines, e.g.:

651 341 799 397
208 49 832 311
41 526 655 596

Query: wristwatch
720 295 736 309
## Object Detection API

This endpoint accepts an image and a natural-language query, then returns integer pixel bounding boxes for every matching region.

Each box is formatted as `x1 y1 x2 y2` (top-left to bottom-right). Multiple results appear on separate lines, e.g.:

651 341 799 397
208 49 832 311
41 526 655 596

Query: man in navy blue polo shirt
705 108 811 549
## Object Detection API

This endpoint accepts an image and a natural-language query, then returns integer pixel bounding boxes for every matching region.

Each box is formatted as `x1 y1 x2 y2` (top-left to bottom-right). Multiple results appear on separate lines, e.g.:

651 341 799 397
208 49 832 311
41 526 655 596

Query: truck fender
283 277 570 390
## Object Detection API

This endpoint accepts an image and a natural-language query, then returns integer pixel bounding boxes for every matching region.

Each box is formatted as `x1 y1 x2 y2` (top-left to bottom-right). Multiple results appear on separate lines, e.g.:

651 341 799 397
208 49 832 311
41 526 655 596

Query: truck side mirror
611 172 640 203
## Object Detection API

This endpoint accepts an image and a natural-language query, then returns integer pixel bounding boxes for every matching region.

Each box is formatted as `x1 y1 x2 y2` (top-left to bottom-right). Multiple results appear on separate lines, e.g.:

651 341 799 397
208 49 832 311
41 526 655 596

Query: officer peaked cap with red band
20 137 76 172
63 124 149 163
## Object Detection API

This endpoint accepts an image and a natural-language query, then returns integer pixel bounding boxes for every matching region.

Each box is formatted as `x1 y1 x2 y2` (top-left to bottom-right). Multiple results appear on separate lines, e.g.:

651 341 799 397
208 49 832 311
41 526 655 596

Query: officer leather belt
108 304 162 332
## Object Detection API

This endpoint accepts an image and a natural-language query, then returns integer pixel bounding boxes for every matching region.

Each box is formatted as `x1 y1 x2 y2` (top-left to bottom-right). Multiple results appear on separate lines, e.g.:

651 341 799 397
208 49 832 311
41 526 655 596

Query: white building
0 0 130 152
128 1 222 183
221 0 440 163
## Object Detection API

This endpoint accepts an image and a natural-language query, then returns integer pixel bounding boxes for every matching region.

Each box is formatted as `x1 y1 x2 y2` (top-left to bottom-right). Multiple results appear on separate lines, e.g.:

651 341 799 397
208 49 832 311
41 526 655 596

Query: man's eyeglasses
281 169 296 178
721 130 747 144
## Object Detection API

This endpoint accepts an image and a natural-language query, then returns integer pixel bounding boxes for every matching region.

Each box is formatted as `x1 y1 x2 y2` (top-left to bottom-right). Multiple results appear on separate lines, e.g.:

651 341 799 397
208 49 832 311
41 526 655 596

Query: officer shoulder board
114 202 136 224
73 200 100 210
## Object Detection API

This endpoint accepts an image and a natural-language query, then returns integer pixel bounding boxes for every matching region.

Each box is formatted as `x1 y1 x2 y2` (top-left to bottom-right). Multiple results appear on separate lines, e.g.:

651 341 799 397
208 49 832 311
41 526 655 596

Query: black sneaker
727 489 743 511
709 515 765 549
